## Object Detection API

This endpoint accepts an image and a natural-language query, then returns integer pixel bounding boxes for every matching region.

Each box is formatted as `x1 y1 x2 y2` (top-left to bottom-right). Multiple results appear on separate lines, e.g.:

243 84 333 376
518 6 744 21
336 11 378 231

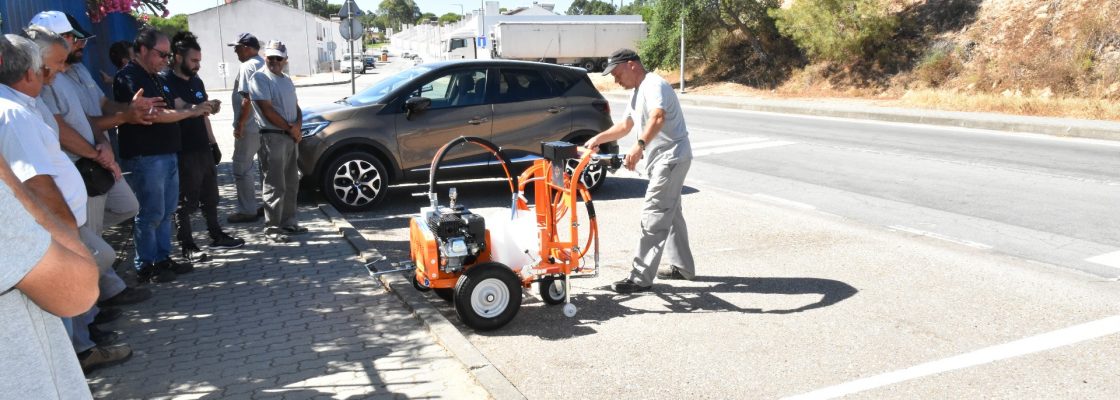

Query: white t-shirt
42 73 97 162
0 85 88 226
623 72 691 164
0 179 92 399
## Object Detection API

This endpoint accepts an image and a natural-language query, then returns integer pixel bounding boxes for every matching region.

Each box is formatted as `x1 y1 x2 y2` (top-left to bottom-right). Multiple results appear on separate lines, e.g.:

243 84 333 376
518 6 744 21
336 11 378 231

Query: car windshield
346 66 432 106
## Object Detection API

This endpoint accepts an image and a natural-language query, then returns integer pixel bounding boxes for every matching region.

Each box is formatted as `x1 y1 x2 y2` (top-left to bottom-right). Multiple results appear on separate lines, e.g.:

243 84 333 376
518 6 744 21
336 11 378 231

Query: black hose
427 136 517 202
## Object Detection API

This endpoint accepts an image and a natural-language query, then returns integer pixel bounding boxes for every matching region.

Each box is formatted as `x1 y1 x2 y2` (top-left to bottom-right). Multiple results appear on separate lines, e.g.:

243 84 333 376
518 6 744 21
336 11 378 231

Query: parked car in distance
340 53 368 74
297 59 619 212
363 55 376 70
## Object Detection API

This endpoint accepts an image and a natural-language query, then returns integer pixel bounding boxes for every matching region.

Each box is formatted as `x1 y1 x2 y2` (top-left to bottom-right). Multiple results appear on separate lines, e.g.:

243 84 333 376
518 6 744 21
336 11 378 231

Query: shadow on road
476 276 859 340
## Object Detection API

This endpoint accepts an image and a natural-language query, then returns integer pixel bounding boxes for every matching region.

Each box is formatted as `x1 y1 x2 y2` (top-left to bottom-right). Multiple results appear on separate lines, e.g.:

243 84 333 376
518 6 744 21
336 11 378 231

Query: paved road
662 104 1120 279
292 67 1120 398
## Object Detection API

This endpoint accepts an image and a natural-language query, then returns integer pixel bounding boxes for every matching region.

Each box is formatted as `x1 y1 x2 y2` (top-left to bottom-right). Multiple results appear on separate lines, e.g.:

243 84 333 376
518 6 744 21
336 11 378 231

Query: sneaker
88 325 120 346
226 212 260 223
265 232 289 243
282 225 309 235
209 232 245 249
98 287 152 307
611 278 651 294
92 307 122 325
158 258 194 275
137 262 176 283
181 242 209 263
78 344 133 373
656 267 690 281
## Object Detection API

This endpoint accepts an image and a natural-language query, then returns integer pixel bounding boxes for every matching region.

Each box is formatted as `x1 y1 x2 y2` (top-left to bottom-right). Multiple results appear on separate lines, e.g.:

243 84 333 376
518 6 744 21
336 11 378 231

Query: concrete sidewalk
603 91 1120 141
87 164 487 399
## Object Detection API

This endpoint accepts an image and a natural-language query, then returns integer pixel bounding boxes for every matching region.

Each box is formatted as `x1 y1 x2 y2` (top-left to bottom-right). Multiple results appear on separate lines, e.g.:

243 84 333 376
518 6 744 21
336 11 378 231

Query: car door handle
467 117 489 125
547 106 566 114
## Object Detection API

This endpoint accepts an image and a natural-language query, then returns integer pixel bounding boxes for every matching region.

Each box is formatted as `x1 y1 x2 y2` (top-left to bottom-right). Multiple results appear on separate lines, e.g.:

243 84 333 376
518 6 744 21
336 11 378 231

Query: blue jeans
122 154 179 269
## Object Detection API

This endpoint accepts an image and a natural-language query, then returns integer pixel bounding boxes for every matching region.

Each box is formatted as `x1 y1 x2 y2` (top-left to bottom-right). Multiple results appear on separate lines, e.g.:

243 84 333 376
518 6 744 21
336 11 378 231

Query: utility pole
679 11 685 94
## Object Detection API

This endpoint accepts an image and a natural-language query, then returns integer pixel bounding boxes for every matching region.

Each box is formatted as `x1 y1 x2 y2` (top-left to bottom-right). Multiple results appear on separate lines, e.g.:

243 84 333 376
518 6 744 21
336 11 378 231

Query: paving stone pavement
87 164 488 399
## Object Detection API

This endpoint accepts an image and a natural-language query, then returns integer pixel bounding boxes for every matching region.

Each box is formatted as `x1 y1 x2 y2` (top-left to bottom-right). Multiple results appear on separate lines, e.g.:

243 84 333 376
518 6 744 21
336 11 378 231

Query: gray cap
262 40 287 59
601 48 639 76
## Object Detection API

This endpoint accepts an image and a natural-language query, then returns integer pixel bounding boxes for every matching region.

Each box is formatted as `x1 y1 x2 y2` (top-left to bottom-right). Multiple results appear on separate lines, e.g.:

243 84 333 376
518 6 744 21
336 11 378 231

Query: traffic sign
340 18 364 41
339 0 363 18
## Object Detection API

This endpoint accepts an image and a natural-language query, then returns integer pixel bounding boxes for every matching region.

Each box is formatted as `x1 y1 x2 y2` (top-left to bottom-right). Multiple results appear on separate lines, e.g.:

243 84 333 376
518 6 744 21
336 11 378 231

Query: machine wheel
565 140 608 192
321 151 389 212
433 288 454 302
453 262 522 331
538 277 566 305
411 273 430 292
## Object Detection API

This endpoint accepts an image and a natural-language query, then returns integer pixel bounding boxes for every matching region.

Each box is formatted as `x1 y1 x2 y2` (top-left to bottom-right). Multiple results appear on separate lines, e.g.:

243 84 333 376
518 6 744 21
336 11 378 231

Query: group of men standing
0 11 303 399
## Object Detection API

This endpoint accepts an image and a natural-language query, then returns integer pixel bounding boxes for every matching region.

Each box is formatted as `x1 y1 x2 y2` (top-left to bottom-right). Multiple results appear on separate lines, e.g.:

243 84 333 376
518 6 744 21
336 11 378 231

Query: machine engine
422 193 486 273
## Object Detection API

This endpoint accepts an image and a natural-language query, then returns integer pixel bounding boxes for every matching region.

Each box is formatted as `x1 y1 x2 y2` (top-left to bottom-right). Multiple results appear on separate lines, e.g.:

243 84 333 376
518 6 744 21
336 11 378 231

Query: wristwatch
637 139 646 149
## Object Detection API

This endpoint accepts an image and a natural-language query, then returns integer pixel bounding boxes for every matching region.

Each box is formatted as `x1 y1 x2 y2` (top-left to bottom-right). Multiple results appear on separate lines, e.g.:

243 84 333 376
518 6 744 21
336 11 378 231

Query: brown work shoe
79 344 133 373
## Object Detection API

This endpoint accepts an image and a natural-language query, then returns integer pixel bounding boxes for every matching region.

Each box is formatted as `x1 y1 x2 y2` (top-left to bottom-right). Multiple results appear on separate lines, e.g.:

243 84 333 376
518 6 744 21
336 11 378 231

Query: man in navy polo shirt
113 27 212 283
162 31 245 262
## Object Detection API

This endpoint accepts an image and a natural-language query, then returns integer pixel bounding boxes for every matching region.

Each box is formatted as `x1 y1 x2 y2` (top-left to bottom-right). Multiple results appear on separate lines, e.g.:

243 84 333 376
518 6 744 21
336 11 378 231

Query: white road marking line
693 140 797 157
681 104 1120 148
1085 250 1120 269
888 225 993 250
690 136 772 149
752 194 816 210
783 315 1120 400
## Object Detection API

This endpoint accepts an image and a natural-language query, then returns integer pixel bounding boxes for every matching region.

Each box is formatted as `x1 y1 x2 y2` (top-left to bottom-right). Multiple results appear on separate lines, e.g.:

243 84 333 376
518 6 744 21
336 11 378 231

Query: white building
187 0 344 90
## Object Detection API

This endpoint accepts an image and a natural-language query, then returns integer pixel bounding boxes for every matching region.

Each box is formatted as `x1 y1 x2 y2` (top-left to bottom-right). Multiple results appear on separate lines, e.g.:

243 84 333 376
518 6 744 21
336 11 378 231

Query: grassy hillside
637 0 1120 120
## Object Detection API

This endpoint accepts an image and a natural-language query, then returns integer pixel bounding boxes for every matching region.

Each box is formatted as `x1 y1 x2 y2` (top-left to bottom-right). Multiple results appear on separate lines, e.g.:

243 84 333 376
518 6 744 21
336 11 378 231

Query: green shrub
770 0 898 64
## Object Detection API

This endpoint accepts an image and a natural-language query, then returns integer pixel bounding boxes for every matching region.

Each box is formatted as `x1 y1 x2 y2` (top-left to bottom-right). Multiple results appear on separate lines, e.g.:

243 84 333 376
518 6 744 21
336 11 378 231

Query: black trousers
176 149 221 244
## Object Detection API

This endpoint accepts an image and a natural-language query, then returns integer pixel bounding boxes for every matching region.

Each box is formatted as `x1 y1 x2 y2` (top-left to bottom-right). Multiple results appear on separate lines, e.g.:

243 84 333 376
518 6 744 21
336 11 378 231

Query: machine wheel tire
565 139 608 192
411 273 430 292
538 277 566 305
433 288 454 302
453 262 522 331
321 151 389 212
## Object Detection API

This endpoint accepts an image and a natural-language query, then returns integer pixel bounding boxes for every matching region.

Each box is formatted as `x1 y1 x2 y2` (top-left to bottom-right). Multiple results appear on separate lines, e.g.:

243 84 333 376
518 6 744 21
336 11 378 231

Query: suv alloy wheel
321 151 389 212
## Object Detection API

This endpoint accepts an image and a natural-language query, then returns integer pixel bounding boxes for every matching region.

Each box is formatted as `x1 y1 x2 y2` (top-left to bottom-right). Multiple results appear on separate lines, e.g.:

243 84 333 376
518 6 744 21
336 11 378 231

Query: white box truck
492 21 647 71
442 21 647 71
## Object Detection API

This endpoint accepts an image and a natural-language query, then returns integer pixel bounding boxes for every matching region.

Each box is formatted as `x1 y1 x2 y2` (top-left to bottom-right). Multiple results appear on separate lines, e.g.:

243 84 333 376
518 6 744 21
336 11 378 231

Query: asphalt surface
252 61 1120 398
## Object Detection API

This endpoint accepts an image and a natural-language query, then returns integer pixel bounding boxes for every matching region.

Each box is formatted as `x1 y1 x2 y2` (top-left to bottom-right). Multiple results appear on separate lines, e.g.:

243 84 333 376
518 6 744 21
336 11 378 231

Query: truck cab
444 36 477 60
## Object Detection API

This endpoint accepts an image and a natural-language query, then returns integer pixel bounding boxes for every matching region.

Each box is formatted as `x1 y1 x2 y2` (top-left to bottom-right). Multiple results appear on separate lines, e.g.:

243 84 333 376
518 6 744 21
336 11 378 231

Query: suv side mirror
404 97 432 120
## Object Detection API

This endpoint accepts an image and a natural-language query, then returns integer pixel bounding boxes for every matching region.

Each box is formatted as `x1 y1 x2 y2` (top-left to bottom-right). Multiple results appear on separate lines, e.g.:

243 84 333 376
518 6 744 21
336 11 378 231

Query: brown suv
298 59 618 212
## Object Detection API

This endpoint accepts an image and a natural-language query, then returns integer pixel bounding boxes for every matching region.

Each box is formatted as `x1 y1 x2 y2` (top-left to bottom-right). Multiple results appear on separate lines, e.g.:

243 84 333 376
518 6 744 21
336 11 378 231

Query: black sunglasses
266 56 286 62
149 47 171 59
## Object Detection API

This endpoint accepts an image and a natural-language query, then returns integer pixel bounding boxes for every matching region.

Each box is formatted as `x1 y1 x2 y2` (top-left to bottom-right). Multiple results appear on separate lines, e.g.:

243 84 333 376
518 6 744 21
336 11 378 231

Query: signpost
339 0 364 94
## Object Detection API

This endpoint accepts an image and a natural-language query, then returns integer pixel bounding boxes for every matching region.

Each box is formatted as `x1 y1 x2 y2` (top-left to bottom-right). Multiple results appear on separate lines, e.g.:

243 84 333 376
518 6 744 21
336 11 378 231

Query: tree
641 0 799 87
567 0 615 15
770 0 898 64
146 13 189 38
416 12 437 25
438 13 462 25
618 0 649 15
304 0 342 19
378 0 421 30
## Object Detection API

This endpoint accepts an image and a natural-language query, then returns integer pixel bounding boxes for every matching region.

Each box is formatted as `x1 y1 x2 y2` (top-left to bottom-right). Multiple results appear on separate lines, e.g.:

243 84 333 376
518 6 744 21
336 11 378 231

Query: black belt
260 128 288 134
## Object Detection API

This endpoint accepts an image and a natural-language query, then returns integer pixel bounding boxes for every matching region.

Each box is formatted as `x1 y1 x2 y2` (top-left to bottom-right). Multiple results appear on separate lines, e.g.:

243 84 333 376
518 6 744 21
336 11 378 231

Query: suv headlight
301 119 330 138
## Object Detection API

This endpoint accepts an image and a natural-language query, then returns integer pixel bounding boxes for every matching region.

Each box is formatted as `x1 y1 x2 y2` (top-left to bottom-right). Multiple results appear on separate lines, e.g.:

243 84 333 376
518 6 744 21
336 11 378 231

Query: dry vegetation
616 0 1120 121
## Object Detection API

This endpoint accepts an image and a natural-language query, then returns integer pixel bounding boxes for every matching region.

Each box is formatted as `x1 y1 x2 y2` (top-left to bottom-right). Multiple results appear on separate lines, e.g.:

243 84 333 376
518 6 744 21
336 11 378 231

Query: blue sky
165 1 592 18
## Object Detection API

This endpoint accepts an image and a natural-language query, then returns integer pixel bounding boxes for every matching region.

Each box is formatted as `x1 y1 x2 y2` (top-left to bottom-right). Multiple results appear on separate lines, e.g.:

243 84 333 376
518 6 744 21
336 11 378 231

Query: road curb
318 204 526 400
604 93 1120 141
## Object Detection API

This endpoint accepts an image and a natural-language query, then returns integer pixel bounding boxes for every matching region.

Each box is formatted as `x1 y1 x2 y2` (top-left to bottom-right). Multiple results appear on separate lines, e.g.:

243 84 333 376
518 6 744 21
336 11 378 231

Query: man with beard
161 31 244 262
